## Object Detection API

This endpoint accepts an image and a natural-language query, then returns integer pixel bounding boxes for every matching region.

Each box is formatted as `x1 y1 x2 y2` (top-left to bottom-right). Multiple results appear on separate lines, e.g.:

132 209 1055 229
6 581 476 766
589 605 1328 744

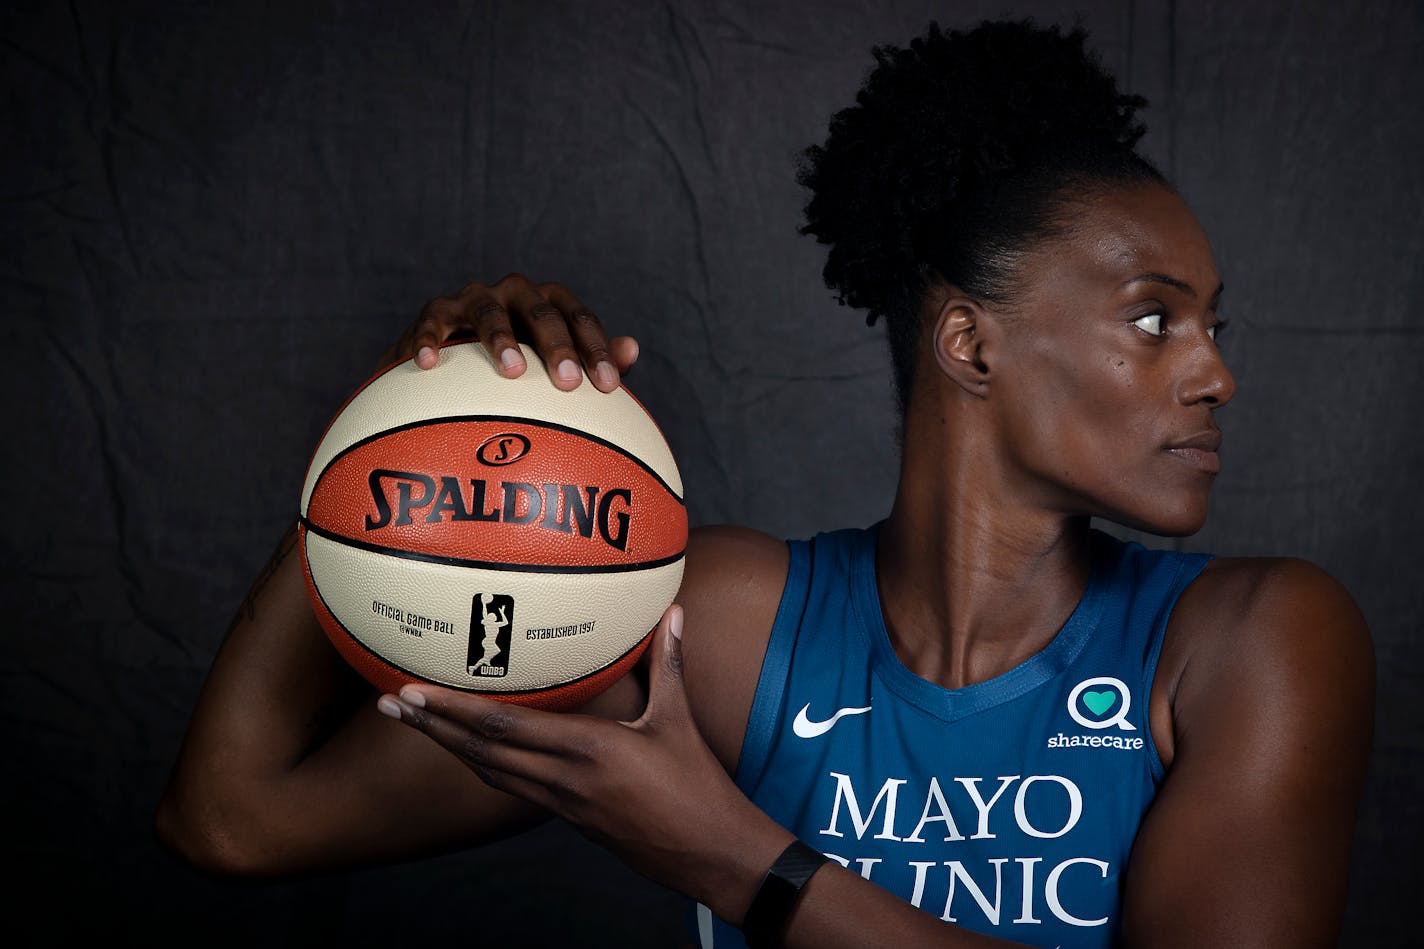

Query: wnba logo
468 593 514 677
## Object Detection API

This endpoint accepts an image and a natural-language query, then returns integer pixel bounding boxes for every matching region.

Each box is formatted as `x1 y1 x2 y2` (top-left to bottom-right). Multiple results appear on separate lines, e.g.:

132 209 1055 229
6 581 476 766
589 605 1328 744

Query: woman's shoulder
682 524 794 617
1157 553 1373 758
688 523 790 565
678 520 872 639
1179 554 1370 648
675 525 792 772
1166 554 1373 675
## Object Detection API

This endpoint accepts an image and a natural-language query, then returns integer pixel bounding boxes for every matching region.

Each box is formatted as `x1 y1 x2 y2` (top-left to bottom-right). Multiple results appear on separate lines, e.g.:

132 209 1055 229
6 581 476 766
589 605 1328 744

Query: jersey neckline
848 523 1117 723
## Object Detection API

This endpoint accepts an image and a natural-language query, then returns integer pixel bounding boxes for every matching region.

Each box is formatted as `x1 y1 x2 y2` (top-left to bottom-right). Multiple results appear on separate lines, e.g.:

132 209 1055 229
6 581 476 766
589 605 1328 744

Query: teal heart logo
1082 690 1117 716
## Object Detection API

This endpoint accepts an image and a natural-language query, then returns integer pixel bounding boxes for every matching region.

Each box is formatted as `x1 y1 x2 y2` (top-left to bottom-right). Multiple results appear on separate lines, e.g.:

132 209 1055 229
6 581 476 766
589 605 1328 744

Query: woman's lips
1164 430 1223 473
1165 446 1221 473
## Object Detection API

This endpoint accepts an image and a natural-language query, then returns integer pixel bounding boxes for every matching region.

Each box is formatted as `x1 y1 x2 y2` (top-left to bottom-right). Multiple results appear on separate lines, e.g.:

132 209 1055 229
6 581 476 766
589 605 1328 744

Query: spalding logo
363 469 633 551
477 432 531 466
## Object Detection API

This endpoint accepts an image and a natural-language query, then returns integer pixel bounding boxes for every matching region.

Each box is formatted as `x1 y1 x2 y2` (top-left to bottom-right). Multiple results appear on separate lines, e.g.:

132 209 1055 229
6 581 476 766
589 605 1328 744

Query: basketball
298 341 687 710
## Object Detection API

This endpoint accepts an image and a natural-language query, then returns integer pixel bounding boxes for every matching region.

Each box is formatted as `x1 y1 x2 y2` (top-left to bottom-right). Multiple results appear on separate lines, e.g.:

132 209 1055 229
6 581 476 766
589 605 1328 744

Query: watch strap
741 839 830 949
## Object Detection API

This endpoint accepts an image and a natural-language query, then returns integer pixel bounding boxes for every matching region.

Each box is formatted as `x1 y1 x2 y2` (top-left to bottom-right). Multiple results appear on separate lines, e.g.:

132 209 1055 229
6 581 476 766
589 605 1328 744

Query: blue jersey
694 524 1210 948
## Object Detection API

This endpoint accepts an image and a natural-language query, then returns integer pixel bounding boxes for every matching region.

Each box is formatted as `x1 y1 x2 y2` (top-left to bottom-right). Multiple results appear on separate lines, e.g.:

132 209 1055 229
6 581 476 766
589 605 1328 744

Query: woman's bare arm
1121 558 1374 947
154 519 653 875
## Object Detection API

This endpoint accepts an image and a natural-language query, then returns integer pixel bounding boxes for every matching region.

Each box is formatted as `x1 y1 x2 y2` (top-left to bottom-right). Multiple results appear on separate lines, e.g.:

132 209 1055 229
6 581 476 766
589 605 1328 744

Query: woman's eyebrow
1121 272 1226 305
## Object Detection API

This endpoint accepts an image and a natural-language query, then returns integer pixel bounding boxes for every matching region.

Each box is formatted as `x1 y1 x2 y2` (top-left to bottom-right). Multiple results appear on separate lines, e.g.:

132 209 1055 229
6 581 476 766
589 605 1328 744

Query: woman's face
988 182 1234 536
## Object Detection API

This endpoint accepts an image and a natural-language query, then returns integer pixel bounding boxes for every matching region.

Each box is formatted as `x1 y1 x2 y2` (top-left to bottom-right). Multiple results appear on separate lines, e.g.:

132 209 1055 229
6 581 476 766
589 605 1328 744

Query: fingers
382 685 608 775
410 296 470 370
509 280 583 391
455 281 526 378
376 604 704 842
406 275 636 392
409 300 444 369
377 689 574 808
541 283 619 392
609 335 640 375
388 685 551 754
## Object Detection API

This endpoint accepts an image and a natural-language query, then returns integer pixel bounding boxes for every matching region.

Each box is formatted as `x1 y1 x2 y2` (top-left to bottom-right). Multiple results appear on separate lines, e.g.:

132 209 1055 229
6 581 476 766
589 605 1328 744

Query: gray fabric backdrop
4 0 1420 945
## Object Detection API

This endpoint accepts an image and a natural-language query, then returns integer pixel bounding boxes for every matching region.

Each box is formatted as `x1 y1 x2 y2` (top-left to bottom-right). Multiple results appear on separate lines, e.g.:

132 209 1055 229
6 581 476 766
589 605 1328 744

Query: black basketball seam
302 527 659 695
309 414 685 508
300 516 686 574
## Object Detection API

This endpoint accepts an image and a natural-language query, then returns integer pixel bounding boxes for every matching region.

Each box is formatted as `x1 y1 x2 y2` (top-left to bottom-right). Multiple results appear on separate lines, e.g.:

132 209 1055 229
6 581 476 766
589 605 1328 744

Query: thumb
610 335 639 375
639 604 691 728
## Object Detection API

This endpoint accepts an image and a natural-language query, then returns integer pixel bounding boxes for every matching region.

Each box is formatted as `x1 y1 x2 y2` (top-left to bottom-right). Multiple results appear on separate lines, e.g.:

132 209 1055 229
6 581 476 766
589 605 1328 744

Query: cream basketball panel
300 343 683 513
304 531 685 691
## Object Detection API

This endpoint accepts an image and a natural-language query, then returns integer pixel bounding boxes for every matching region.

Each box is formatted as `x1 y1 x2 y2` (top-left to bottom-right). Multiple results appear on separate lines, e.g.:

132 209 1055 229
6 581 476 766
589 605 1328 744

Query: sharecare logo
1065 677 1135 731
1046 676 1146 751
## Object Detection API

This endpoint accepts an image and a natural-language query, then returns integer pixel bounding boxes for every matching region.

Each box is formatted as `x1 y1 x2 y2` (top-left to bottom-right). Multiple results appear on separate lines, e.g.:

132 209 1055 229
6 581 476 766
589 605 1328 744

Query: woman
156 20 1372 948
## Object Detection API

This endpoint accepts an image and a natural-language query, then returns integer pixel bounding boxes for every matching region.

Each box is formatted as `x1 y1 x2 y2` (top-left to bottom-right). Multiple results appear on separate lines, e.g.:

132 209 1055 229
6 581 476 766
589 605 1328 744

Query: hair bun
799 19 1158 410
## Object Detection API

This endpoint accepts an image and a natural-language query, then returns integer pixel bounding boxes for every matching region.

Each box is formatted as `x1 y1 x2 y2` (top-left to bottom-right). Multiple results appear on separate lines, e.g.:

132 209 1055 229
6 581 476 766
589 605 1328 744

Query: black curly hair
798 20 1164 411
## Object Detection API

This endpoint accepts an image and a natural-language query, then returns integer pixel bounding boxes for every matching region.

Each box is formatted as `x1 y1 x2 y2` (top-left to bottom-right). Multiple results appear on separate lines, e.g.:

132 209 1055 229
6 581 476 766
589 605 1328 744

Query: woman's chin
1107 499 1210 539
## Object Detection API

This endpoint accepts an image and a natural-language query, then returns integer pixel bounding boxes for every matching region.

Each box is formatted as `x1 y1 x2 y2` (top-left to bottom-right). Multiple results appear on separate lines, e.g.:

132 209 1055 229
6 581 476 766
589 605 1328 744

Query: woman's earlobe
931 299 992 397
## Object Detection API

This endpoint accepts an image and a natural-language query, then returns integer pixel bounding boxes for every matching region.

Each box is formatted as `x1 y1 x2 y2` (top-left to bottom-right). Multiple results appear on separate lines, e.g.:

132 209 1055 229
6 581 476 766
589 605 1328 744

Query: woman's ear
930 295 994 398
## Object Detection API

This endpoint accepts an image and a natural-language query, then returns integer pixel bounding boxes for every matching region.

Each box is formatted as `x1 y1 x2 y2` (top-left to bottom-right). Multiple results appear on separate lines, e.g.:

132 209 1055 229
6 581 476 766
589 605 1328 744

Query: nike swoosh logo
792 703 872 738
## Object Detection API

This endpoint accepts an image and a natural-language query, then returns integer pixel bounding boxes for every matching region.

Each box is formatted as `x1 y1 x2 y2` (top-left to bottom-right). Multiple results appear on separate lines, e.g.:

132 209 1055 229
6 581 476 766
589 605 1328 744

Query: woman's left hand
376 605 793 922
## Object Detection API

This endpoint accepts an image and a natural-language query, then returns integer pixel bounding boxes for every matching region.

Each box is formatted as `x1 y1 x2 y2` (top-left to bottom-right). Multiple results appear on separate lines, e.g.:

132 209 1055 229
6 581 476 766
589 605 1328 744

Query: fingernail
376 696 402 720
594 361 618 391
669 605 683 641
556 359 580 385
399 686 427 708
416 346 435 366
500 347 525 373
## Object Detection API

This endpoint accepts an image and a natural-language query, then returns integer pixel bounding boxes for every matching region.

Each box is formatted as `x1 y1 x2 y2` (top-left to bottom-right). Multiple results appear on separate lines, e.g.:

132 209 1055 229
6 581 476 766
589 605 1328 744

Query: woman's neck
877 402 1094 690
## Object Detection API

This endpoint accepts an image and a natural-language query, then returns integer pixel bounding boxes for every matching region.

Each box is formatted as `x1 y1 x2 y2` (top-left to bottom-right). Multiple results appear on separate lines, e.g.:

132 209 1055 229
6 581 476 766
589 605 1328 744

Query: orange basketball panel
307 419 686 570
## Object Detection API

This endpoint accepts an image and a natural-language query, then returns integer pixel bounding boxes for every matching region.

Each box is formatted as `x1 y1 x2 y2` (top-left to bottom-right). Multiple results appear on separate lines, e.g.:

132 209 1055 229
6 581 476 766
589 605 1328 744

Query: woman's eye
1132 313 1164 336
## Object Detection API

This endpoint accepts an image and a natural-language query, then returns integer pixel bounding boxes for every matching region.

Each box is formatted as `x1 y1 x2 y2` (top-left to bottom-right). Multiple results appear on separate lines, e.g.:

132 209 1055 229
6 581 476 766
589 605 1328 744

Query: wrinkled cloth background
4 1 1421 946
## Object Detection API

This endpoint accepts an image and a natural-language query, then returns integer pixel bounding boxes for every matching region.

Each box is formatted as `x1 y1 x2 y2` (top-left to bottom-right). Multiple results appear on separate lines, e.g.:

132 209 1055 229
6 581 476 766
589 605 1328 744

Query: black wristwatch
741 839 831 949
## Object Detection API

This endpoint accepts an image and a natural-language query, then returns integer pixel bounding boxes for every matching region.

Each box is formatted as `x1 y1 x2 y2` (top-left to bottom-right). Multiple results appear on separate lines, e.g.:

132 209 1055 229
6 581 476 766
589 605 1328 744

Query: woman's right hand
381 273 640 393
